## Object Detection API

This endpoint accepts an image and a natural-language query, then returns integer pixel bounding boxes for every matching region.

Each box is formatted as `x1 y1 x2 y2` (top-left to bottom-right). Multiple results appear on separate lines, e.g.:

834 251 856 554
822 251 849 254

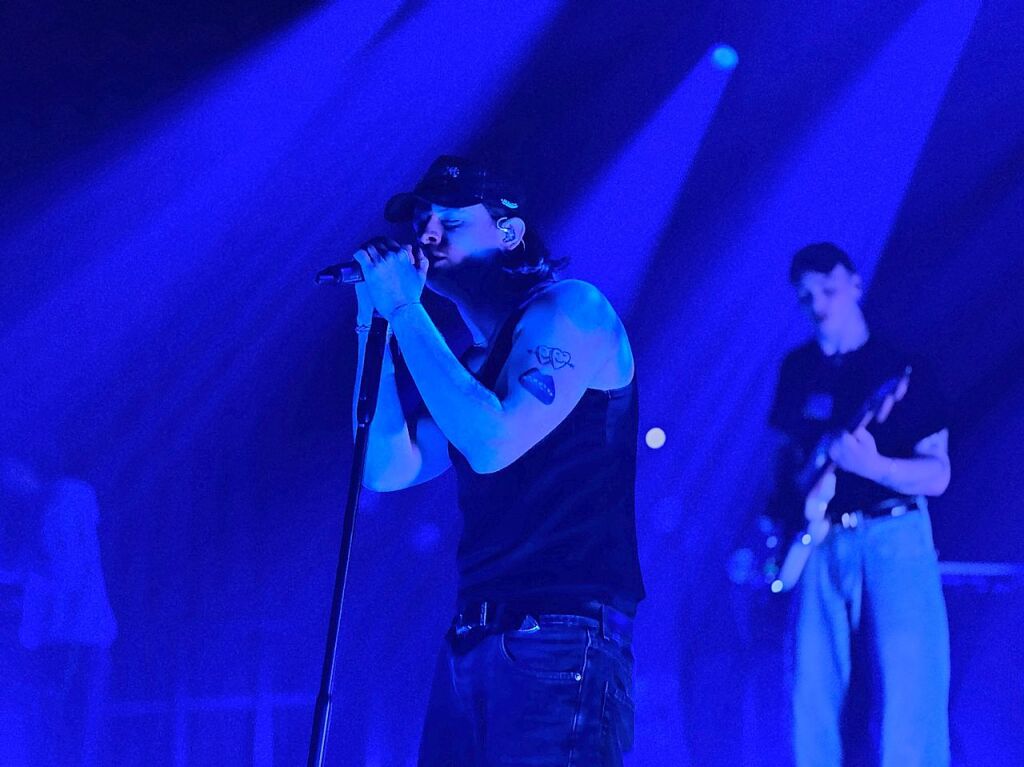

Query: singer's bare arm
388 280 632 473
353 320 451 492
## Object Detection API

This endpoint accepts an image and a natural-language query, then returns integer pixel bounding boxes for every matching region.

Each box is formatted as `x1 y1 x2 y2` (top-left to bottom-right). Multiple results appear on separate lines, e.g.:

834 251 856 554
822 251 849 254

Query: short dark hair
483 202 569 288
789 242 857 284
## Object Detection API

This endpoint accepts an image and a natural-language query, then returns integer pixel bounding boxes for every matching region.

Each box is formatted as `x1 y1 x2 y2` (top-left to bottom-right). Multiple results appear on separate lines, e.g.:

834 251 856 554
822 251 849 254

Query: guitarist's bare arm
875 428 950 497
831 427 950 497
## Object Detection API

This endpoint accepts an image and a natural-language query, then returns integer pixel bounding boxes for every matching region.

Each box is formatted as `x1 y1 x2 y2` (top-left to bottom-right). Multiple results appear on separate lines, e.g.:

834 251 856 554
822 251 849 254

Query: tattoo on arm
519 368 556 405
530 346 574 369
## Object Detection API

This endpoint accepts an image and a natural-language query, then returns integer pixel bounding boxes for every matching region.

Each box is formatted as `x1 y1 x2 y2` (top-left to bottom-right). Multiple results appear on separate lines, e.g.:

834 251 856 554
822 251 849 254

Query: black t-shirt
768 336 948 520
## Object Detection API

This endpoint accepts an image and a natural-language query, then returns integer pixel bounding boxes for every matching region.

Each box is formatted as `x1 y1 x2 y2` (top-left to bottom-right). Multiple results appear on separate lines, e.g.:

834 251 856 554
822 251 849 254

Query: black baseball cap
384 154 525 223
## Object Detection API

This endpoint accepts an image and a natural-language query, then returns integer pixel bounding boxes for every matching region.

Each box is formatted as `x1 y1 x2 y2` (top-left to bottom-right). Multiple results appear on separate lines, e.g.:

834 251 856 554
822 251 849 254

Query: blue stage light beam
0 0 401 438
642 0 981 512
0 0 563 491
549 46 736 316
629 2 980 760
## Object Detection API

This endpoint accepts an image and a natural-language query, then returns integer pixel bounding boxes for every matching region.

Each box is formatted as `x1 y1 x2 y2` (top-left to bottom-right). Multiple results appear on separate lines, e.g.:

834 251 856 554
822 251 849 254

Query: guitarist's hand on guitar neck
827 371 909 482
828 425 886 481
764 368 912 594
804 468 836 545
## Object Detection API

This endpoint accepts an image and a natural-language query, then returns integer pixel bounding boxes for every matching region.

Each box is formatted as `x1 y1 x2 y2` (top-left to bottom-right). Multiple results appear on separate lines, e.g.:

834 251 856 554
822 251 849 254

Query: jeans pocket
499 622 590 681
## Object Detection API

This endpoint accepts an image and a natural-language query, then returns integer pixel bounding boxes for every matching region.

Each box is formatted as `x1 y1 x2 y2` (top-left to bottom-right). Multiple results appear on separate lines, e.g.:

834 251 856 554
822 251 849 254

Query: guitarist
768 243 951 767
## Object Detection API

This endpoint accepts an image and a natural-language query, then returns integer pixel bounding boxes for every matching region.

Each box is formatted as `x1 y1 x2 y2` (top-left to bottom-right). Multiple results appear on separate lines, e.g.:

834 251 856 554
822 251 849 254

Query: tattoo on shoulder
519 368 556 405
529 345 574 370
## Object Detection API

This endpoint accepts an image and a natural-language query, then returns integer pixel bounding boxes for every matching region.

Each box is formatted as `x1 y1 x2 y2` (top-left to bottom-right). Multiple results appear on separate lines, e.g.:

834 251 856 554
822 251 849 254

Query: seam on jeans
566 625 593 767
606 680 636 712
535 614 600 631
600 680 610 742
447 648 460 705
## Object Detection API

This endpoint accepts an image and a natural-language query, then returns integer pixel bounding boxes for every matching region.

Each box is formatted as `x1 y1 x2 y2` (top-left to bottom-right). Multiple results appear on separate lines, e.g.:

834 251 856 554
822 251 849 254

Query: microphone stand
307 311 389 767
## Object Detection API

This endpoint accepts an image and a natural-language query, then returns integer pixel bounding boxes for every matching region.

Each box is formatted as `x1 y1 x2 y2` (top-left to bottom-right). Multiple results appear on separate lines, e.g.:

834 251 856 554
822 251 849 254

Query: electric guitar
761 366 912 593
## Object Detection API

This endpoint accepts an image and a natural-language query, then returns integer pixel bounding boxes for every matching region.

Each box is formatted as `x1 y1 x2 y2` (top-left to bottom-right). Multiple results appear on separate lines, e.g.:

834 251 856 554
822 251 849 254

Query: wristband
388 300 422 320
355 322 395 348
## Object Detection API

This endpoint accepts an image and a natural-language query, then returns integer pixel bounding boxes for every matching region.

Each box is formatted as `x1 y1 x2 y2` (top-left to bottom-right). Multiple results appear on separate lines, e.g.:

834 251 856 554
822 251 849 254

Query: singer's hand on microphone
351 237 429 320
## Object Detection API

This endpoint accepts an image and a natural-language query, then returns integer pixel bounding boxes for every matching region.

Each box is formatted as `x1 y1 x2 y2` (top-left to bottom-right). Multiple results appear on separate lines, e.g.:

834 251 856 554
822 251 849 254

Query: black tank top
449 287 645 616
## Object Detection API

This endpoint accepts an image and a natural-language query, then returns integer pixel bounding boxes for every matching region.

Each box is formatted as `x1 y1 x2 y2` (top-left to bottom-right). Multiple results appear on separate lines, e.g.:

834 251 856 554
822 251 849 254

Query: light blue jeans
790 504 950 767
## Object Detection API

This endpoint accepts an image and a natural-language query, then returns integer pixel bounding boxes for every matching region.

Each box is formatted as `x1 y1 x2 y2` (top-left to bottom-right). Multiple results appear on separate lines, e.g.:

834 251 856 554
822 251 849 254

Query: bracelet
355 322 395 347
388 300 422 320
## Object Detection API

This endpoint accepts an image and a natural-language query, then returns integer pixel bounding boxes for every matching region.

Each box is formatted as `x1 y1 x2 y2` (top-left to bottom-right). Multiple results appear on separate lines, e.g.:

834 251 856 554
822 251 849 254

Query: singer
349 155 644 766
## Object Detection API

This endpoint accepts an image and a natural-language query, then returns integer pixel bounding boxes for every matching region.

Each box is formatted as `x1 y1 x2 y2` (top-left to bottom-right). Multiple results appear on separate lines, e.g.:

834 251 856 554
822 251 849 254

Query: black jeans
418 612 635 766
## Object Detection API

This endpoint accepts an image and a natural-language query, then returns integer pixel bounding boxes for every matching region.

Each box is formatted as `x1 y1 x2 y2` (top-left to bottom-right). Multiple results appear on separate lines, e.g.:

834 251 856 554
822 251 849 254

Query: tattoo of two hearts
518 346 573 405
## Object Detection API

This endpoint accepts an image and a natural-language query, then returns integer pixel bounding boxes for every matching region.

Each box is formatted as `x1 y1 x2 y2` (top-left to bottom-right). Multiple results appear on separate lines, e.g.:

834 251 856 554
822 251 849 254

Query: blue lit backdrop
1 1 1021 765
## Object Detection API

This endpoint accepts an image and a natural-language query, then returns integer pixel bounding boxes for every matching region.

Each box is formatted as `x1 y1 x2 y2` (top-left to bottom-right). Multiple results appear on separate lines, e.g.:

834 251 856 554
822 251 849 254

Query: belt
452 599 633 642
829 496 923 528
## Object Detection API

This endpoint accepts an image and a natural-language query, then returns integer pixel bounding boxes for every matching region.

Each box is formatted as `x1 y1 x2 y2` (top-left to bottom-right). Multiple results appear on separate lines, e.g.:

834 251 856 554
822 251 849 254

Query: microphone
315 261 363 285
315 243 429 285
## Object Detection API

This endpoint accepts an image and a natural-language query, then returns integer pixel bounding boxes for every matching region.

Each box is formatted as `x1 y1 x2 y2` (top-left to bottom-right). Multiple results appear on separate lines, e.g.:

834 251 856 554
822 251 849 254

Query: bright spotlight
645 427 667 449
711 44 738 71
